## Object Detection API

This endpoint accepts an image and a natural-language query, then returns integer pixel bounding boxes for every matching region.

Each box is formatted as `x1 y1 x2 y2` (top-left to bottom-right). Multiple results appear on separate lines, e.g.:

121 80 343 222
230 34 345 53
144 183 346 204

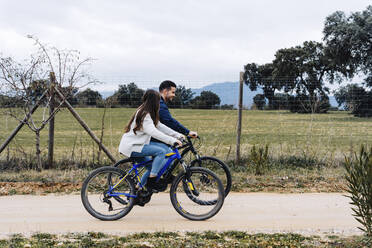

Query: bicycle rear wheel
81 166 135 221
190 156 231 197
170 167 224 221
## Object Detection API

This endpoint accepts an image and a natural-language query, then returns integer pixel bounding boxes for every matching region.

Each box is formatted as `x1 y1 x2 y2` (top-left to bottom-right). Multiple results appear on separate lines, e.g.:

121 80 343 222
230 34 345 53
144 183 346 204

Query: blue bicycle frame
107 147 182 198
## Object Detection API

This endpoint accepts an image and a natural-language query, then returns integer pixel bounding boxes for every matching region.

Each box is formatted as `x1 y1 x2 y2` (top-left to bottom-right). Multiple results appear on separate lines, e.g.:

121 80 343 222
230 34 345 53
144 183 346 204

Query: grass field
1 231 370 247
0 108 371 164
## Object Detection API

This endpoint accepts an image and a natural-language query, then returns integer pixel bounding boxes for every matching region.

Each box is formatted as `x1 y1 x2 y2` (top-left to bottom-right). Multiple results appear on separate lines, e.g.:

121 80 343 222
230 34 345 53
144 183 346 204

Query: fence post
0 91 47 154
47 72 56 169
53 86 117 163
235 71 244 164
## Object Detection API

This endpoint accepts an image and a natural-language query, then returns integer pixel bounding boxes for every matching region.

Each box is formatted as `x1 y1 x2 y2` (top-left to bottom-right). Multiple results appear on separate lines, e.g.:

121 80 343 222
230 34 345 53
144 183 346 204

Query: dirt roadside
0 193 361 238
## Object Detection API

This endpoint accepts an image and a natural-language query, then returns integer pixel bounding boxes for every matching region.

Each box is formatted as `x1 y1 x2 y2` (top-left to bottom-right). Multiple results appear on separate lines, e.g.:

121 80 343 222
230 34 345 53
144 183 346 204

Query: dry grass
0 166 346 195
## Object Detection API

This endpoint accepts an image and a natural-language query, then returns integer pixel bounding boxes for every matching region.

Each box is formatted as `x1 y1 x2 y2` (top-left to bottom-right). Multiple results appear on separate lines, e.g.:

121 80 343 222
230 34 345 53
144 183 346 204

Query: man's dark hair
159 80 177 92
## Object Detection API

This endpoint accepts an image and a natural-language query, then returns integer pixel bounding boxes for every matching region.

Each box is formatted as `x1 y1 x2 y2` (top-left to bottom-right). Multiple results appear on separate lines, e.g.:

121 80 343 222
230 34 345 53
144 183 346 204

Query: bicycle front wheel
190 156 231 197
81 166 136 221
170 167 224 221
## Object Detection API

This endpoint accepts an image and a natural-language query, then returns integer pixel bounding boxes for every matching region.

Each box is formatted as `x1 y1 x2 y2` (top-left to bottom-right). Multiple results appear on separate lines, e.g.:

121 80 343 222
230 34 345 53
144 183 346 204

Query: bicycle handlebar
187 135 200 141
172 135 196 150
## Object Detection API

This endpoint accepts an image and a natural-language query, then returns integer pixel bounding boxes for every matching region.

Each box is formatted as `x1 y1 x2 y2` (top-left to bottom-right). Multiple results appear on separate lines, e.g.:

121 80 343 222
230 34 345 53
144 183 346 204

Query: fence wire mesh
0 80 371 169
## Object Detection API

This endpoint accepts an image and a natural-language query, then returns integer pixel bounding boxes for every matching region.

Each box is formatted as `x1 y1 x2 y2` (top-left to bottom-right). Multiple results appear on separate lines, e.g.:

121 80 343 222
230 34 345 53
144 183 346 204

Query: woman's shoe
146 177 160 192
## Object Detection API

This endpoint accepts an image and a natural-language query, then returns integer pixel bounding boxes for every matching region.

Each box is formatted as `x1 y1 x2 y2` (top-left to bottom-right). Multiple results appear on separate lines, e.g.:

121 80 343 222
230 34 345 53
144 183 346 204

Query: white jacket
118 113 183 157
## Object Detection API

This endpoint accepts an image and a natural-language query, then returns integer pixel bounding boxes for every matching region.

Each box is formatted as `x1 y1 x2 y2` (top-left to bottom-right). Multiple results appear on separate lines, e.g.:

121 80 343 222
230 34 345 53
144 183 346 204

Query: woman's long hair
125 89 160 134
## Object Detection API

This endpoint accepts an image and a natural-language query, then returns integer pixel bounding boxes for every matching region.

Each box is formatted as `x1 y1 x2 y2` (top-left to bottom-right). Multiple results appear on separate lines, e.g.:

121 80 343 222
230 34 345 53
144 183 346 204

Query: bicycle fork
182 163 200 197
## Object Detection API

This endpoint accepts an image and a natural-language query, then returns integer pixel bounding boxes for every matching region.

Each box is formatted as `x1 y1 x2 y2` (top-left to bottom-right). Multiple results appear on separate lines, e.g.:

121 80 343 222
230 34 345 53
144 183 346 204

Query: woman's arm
142 114 178 145
157 122 184 139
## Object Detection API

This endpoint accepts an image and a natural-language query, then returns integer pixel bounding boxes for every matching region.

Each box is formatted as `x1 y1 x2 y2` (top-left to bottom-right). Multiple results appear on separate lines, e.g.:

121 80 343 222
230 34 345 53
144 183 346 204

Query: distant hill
99 82 338 108
100 90 116 99
190 82 261 108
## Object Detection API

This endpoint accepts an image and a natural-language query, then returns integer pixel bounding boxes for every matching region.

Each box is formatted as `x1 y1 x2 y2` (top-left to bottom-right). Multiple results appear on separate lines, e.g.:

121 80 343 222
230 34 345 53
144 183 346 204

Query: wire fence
0 80 371 169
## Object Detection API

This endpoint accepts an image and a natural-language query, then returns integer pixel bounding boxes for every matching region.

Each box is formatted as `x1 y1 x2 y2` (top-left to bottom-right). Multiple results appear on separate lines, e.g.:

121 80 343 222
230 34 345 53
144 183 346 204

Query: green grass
0 108 371 165
0 231 370 248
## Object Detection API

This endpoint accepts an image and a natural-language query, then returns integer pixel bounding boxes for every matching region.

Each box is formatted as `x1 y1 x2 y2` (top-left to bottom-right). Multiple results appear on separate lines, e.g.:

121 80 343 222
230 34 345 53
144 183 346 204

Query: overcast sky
0 0 370 90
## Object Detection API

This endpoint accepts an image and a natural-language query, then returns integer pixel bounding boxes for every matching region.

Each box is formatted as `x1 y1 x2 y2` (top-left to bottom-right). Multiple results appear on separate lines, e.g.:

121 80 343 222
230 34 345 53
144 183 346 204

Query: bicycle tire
170 167 224 221
190 156 231 197
81 166 135 221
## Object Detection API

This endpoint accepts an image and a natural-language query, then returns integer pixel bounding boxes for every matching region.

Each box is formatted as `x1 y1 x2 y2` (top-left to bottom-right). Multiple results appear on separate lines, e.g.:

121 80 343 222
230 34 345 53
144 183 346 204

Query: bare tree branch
1 35 98 168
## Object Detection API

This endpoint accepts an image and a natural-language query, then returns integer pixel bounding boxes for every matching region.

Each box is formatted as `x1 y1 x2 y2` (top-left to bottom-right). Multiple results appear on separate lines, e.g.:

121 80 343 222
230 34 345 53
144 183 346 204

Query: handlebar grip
173 142 181 148
187 135 200 140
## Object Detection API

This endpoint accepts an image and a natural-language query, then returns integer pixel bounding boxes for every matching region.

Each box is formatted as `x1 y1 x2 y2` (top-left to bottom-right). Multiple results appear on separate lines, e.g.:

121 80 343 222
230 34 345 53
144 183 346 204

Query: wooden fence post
0 91 47 154
53 86 117 163
235 71 244 164
47 72 56 169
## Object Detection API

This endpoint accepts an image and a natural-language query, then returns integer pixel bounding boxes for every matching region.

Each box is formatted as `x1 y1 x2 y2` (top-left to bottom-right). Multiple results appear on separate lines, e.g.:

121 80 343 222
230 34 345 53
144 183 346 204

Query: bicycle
113 136 232 197
81 143 225 221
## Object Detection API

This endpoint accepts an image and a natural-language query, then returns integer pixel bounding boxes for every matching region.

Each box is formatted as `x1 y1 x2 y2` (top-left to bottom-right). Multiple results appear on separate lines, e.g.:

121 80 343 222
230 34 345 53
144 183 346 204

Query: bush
344 145 372 236
288 94 330 113
249 144 269 175
220 104 235 110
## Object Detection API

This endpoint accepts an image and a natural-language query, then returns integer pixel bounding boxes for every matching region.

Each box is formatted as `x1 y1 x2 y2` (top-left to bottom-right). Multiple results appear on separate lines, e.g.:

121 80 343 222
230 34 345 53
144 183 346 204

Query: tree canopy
190 91 220 109
106 82 144 107
75 88 103 106
244 41 333 113
272 41 333 113
244 63 282 109
323 5 372 87
253 94 266 110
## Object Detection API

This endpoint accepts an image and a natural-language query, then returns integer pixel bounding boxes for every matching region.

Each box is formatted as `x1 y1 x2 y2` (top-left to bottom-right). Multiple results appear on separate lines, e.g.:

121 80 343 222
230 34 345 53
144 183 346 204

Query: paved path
0 193 361 237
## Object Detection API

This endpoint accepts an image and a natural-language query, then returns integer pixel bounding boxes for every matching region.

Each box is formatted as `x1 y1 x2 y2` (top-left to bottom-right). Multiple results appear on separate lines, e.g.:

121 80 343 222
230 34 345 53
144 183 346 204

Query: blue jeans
130 141 172 185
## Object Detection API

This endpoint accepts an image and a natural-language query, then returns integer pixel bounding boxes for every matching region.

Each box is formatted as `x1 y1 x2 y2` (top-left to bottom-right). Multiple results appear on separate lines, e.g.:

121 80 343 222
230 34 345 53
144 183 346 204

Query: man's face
163 87 176 102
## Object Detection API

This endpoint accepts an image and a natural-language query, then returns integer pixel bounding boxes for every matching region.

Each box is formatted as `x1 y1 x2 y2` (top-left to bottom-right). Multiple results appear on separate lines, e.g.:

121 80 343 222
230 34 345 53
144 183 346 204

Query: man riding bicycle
157 80 198 139
130 80 197 190
150 80 198 181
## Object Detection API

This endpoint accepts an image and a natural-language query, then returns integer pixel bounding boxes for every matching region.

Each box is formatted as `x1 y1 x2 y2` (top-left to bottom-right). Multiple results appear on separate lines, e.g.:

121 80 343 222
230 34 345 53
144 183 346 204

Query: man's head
159 80 177 102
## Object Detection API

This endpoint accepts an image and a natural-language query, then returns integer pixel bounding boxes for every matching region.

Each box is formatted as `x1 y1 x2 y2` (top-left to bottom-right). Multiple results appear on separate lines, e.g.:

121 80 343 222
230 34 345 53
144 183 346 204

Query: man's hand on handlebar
188 131 198 138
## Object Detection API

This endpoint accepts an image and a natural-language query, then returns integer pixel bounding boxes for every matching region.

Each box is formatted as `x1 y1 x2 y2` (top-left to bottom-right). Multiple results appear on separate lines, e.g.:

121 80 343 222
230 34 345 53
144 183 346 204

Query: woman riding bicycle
118 89 183 191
